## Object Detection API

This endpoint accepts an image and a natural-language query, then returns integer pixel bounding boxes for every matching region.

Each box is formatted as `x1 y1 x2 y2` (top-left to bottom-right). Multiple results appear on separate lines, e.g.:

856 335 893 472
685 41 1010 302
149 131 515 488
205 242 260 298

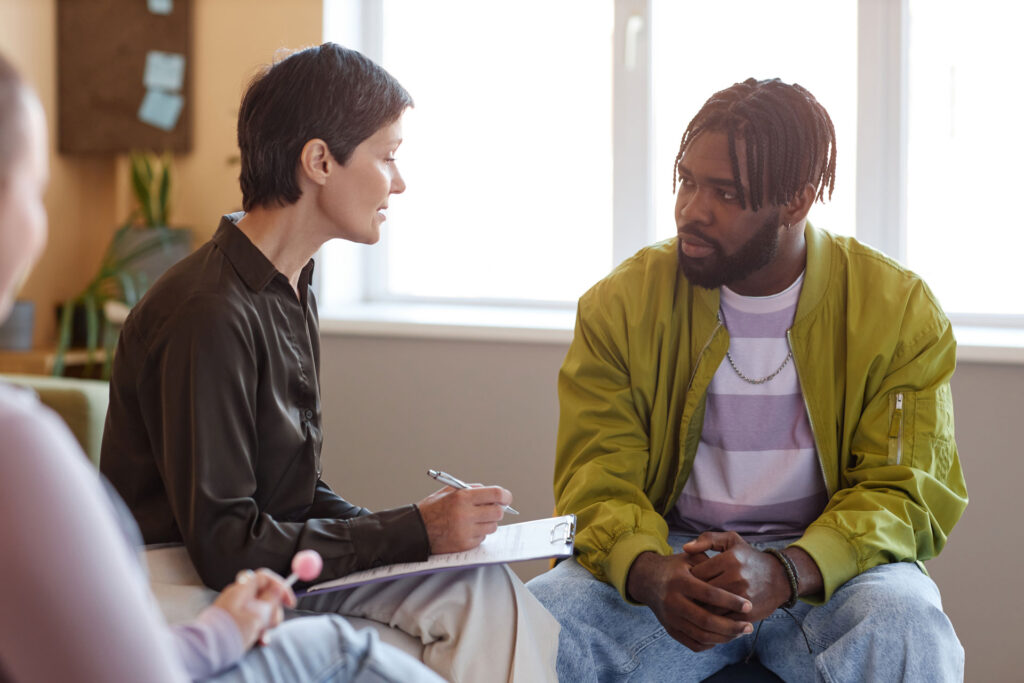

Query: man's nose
677 188 712 226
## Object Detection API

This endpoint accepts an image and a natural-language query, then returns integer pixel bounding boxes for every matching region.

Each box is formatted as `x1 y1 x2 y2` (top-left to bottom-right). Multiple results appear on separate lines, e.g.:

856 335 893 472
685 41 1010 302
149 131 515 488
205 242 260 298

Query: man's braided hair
673 77 837 212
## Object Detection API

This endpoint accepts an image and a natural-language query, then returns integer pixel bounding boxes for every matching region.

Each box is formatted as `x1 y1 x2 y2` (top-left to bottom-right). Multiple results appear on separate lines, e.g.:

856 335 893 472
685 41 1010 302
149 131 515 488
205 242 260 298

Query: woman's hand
213 568 297 650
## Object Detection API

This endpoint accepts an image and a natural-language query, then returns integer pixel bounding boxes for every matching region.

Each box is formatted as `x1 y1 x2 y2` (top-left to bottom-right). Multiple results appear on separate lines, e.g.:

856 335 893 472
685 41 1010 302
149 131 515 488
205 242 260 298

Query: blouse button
304 409 314 420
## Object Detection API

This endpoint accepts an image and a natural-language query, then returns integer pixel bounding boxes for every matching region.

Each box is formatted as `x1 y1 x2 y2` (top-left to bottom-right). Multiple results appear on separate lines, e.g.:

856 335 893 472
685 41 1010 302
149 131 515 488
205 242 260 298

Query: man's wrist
782 546 824 598
764 547 799 607
626 551 659 604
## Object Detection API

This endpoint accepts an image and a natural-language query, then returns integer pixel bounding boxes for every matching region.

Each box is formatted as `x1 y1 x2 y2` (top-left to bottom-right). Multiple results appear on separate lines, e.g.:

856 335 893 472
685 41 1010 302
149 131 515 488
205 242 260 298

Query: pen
427 469 520 514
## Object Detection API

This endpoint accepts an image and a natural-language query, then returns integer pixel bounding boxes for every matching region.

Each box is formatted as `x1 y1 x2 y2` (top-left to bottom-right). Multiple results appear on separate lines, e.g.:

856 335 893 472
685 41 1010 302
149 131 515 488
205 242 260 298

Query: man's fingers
664 610 749 650
689 580 752 615
683 531 739 554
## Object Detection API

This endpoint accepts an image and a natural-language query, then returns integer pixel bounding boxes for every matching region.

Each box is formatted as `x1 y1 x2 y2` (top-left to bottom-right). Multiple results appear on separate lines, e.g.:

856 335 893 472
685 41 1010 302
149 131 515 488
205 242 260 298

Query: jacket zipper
787 329 832 497
889 392 905 465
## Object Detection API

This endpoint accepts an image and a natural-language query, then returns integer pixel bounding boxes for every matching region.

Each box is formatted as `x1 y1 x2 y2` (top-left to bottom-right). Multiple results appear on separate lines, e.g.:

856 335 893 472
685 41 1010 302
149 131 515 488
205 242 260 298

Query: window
906 0 1024 321
322 0 613 307
322 0 1023 327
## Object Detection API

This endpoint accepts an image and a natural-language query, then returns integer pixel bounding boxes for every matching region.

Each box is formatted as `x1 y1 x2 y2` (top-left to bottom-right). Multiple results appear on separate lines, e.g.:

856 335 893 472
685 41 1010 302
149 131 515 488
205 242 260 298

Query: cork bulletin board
57 0 193 154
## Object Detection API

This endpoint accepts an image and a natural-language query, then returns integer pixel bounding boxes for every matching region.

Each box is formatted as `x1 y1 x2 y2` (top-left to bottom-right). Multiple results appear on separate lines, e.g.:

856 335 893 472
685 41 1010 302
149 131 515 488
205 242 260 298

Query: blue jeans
527 533 964 682
205 614 444 683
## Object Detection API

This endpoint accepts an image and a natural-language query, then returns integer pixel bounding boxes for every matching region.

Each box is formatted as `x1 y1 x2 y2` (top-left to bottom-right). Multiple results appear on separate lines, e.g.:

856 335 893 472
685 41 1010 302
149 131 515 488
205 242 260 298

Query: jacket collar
212 212 316 294
793 223 831 326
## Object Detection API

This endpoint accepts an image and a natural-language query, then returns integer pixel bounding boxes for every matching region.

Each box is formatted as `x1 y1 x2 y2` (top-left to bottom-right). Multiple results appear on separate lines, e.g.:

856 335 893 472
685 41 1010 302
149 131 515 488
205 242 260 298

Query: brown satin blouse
100 214 429 589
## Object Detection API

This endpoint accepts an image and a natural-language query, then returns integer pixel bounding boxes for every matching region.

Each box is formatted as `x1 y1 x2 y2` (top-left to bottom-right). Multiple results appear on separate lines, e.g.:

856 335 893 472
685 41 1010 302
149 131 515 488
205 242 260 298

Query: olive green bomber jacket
554 225 968 604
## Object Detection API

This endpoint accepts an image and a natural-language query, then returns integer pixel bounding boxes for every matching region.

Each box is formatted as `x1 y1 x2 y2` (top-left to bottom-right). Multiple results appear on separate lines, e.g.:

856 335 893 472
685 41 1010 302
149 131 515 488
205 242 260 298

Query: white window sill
319 303 575 345
319 304 1024 364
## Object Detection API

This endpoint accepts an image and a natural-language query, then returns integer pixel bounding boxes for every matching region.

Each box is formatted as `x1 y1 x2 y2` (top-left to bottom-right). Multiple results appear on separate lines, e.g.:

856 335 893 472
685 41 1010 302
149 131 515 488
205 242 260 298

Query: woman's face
317 116 406 245
0 91 48 321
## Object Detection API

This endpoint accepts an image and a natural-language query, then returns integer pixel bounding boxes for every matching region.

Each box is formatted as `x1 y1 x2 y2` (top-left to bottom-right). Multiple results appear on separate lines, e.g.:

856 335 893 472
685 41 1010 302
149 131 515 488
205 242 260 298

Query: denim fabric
527 532 964 682
205 614 444 683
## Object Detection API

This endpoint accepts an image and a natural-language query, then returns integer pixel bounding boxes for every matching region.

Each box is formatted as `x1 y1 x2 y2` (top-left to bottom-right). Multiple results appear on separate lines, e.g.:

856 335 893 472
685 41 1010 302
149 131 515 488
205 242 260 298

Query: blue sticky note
147 0 173 15
143 51 185 92
138 89 184 131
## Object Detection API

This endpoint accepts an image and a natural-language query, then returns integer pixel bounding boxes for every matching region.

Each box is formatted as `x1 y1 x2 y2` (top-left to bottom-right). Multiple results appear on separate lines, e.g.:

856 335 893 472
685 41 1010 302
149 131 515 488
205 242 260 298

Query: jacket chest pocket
887 391 908 465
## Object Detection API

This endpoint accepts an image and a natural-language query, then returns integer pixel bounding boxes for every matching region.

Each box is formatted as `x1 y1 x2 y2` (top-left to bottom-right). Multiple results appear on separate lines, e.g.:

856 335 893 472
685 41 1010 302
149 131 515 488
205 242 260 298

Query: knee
527 561 602 624
825 565 957 642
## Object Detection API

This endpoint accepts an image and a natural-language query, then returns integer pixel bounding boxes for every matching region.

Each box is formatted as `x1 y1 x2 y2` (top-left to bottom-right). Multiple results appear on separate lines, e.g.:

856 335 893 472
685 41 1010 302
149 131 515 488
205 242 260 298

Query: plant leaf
52 299 77 376
83 292 101 370
131 154 154 227
157 157 171 226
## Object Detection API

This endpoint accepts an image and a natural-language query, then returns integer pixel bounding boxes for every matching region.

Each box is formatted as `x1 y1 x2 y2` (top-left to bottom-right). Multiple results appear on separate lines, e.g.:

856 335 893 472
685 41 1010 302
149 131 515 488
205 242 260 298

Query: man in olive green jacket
528 78 967 682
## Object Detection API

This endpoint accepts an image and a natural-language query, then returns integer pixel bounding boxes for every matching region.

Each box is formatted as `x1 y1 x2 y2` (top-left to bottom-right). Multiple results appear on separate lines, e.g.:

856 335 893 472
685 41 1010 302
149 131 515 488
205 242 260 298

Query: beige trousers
295 564 559 683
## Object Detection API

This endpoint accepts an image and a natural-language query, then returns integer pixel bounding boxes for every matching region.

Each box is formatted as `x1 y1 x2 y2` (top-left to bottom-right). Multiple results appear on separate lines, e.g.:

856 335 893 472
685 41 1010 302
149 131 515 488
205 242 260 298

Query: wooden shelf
0 347 108 377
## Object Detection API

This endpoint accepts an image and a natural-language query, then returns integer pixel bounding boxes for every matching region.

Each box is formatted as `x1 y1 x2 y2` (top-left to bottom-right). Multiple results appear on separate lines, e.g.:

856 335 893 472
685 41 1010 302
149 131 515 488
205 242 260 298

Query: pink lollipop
285 549 323 586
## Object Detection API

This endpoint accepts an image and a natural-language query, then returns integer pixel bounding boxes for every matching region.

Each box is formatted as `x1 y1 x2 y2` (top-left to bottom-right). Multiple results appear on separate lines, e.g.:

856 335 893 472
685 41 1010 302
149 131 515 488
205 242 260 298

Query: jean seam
618 628 671 676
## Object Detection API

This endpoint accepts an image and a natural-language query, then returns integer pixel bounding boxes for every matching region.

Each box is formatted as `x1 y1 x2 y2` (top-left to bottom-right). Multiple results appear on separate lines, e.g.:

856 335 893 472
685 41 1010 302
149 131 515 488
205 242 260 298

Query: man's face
674 131 783 293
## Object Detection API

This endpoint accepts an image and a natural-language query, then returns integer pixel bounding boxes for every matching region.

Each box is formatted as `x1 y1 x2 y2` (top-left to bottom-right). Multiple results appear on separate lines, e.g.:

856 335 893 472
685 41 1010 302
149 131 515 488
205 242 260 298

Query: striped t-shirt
671 274 828 540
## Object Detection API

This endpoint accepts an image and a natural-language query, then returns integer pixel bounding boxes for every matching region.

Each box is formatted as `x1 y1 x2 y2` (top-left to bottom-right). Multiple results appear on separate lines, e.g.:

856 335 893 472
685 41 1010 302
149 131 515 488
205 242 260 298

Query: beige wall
0 0 322 344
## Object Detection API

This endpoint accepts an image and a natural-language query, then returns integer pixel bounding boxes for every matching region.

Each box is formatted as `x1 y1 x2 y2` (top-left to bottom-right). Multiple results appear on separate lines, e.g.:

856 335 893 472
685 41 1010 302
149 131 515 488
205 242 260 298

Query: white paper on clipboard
301 514 576 595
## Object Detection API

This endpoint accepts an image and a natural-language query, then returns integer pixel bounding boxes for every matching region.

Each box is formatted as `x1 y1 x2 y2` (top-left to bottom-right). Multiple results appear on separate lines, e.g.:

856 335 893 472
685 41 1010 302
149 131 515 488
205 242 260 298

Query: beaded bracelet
765 547 799 609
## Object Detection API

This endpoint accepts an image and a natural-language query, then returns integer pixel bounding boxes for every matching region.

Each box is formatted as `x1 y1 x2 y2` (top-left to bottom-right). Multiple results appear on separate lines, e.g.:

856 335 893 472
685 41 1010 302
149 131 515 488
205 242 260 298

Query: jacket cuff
604 530 673 604
790 524 860 604
349 504 431 568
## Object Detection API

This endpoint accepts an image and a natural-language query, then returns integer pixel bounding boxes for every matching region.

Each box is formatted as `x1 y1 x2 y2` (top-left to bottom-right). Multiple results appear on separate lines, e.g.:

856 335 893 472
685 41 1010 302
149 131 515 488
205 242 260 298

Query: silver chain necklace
718 311 793 385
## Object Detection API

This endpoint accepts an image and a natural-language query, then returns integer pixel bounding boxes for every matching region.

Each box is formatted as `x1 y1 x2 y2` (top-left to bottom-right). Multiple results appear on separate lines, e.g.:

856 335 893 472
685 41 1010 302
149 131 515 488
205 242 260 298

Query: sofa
2 373 109 467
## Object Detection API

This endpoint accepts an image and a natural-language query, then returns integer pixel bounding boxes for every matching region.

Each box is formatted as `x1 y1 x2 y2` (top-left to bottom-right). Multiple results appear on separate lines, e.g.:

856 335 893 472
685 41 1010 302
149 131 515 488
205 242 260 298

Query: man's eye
719 188 738 201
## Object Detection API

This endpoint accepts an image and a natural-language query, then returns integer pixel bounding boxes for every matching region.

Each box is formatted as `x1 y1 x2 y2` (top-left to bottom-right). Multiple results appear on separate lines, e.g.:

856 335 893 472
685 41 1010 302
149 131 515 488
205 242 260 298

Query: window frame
321 0 1020 332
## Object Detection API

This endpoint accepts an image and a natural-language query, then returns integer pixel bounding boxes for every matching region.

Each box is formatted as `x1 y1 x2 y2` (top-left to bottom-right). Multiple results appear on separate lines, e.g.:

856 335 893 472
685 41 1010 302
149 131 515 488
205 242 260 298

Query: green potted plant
53 151 191 377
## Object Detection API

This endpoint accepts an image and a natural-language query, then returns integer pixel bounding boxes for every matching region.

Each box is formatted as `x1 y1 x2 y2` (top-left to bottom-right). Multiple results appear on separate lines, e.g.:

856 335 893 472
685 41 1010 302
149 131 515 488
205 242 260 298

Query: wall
0 0 322 344
319 333 1022 682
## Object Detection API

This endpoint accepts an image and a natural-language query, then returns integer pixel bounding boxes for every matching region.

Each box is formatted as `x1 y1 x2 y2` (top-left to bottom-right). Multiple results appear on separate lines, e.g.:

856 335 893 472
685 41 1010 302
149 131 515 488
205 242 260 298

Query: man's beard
677 211 781 290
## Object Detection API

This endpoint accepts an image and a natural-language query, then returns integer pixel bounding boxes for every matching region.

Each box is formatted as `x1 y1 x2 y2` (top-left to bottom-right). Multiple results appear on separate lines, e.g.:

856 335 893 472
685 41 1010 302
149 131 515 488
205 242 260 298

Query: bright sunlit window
324 0 613 305
906 0 1024 319
321 0 1024 328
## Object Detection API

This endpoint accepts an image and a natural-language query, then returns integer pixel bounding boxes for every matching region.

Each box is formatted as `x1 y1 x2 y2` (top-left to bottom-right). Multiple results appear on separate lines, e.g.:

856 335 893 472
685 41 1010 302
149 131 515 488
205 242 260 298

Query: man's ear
298 138 332 187
781 183 817 226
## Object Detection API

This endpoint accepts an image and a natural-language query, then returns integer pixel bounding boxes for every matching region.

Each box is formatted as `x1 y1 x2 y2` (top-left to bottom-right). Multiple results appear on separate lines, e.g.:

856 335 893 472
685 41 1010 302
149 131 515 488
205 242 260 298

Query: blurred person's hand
213 568 297 650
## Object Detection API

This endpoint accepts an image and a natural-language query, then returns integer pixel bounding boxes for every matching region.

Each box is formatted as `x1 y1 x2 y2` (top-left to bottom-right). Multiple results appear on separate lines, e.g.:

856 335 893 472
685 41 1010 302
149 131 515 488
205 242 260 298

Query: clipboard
300 514 576 595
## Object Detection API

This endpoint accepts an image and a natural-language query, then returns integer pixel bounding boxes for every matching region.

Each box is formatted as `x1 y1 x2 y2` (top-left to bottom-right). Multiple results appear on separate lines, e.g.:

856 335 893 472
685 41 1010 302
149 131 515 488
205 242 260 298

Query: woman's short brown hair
237 42 413 211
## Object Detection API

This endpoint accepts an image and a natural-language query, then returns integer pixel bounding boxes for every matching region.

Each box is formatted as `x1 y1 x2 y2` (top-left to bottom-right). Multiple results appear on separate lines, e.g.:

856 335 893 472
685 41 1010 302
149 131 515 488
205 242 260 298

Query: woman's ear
782 183 817 226
298 138 332 187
